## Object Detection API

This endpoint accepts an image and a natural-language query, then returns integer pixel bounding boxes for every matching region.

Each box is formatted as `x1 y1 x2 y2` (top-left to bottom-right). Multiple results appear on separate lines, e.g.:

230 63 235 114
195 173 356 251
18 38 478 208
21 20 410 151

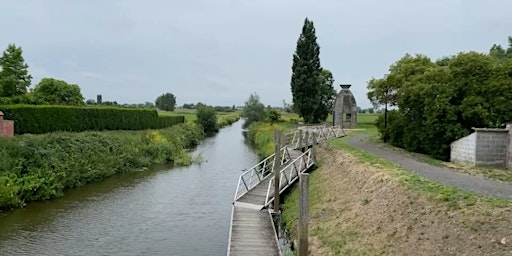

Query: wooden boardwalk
227 125 345 256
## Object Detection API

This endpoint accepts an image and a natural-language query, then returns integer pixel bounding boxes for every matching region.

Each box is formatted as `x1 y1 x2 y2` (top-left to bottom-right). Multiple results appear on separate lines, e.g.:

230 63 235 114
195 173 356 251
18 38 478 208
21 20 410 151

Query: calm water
0 120 259 256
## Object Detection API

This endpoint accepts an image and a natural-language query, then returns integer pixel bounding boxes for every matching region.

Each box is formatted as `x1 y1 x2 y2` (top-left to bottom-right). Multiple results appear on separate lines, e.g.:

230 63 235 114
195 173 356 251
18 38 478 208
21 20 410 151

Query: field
158 109 239 123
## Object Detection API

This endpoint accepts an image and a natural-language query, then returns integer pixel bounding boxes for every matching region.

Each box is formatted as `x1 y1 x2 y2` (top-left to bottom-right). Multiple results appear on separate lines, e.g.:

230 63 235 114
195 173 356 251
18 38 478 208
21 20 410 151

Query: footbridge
227 124 345 256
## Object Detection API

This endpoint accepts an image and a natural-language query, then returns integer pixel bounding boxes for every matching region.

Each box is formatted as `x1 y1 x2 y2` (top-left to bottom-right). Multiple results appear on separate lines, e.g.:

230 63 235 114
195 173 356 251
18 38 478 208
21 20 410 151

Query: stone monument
333 84 357 128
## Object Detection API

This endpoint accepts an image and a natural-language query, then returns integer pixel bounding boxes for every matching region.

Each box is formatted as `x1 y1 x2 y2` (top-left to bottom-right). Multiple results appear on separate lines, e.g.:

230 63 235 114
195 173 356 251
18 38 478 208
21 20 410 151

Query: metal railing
233 125 345 203
264 148 314 207
233 146 292 201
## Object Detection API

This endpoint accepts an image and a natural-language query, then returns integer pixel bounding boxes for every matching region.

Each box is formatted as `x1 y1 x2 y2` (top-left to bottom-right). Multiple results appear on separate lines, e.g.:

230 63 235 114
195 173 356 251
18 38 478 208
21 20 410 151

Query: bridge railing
234 146 291 201
233 125 345 203
264 148 315 207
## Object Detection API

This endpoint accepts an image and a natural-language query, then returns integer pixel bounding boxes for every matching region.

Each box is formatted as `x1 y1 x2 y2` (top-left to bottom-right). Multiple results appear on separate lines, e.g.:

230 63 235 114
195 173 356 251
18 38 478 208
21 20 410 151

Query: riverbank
282 136 512 255
246 122 512 255
0 122 205 211
0 119 258 255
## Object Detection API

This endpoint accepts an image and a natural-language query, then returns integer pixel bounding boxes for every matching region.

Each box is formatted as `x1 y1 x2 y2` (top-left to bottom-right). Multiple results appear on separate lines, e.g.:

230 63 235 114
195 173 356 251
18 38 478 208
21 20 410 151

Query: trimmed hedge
0 105 184 134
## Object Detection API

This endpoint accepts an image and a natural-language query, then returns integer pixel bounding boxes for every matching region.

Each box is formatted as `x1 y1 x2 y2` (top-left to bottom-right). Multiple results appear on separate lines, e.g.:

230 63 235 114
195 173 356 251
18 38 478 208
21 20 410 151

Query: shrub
196 104 218 134
0 123 204 211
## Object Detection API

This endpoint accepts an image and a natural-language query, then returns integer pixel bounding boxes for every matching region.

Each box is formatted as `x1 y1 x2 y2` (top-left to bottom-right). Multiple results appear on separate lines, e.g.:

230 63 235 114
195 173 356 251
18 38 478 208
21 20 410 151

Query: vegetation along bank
0 122 204 212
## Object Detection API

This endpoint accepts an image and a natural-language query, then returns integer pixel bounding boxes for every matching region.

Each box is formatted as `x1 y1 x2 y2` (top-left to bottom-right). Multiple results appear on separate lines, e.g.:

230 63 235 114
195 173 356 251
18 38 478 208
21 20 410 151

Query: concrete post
298 173 309 256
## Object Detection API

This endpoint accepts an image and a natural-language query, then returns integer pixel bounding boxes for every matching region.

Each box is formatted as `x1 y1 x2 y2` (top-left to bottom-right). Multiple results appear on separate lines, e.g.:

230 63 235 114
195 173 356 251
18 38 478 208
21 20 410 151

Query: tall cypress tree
290 18 323 123
0 44 32 97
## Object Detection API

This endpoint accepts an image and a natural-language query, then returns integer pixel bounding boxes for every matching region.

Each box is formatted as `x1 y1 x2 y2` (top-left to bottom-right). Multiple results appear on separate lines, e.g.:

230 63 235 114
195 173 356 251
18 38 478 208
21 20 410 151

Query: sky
1 0 511 108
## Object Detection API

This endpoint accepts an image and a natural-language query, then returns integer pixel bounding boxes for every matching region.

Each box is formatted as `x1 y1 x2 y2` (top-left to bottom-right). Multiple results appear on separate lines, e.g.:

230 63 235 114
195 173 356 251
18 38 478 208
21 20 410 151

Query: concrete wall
450 132 476 165
474 129 508 168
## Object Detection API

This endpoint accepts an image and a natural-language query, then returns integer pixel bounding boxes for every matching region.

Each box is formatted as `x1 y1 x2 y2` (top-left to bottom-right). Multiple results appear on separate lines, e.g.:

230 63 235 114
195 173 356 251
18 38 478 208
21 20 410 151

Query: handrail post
273 130 282 213
298 173 309 256
298 129 303 152
312 133 317 163
305 131 309 151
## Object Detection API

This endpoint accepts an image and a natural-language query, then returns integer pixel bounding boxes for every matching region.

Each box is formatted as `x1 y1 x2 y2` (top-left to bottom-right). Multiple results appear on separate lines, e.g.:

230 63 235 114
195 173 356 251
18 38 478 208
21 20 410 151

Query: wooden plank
229 146 327 256
229 207 279 256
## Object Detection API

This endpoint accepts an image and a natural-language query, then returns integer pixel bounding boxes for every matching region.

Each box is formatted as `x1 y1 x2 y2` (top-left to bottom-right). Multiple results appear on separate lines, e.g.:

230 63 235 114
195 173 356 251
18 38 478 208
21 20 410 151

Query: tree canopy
155 93 176 111
368 37 512 160
0 44 32 97
241 92 266 129
290 18 334 124
33 78 85 106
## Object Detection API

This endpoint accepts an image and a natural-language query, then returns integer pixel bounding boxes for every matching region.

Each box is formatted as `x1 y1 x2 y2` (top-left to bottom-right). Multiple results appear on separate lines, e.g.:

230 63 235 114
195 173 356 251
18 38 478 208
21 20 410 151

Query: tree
240 92 266 129
33 78 85 105
290 18 326 123
316 69 337 122
0 44 32 97
196 103 218 134
155 93 176 111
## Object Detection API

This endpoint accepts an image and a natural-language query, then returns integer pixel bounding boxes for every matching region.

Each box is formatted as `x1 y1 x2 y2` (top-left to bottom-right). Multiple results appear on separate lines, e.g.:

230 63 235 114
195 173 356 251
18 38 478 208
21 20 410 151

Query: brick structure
0 111 14 137
450 127 509 168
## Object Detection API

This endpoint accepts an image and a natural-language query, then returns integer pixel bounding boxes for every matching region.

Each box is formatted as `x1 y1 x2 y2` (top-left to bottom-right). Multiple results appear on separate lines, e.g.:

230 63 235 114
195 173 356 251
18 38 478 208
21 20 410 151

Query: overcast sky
1 0 511 108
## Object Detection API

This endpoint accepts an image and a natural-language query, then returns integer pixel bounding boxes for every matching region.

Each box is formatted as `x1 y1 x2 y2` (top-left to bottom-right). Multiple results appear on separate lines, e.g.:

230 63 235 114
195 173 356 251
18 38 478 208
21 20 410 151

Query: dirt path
348 134 512 199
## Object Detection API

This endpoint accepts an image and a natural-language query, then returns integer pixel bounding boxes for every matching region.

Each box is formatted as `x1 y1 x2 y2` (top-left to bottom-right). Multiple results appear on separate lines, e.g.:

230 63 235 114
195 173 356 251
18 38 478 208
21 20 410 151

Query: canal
0 120 259 256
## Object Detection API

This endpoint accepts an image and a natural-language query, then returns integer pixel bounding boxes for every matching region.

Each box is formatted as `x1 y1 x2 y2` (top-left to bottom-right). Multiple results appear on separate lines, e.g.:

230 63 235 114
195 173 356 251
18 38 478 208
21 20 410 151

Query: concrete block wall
474 129 508 168
450 132 476 165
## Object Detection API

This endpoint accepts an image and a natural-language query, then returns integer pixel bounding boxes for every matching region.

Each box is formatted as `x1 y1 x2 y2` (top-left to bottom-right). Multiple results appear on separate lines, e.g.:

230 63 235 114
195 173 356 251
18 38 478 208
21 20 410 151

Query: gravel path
348 134 512 200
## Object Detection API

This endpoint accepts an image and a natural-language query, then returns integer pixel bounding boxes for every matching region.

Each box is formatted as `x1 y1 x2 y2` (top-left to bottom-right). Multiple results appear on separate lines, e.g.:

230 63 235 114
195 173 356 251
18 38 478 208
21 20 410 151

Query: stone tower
333 84 357 128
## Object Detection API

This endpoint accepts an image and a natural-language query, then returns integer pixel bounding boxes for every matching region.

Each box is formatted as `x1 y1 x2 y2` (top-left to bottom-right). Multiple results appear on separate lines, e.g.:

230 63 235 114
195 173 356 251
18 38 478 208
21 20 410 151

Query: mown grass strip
327 136 509 208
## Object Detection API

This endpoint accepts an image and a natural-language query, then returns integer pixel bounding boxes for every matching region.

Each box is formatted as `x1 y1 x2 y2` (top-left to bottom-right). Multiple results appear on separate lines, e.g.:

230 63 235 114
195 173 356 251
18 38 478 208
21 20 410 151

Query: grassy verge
364 128 512 184
0 122 204 211
282 141 512 255
217 113 240 129
325 136 509 208
246 122 288 158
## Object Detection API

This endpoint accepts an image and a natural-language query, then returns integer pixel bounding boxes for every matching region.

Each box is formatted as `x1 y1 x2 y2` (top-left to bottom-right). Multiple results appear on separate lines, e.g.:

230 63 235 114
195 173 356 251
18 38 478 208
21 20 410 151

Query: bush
0 123 204 211
267 109 281 123
0 105 184 134
196 104 218 134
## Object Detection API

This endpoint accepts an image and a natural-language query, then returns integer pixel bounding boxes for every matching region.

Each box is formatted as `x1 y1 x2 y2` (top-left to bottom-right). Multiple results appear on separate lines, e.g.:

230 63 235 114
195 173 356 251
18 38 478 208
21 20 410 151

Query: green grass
158 109 197 122
365 130 512 184
158 109 240 124
327 136 509 208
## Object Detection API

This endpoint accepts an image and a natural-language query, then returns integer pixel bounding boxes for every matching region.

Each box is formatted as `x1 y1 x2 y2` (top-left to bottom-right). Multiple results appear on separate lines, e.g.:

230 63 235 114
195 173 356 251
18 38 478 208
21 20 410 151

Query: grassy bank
217 113 240 128
0 122 204 211
281 135 511 255
246 122 288 159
